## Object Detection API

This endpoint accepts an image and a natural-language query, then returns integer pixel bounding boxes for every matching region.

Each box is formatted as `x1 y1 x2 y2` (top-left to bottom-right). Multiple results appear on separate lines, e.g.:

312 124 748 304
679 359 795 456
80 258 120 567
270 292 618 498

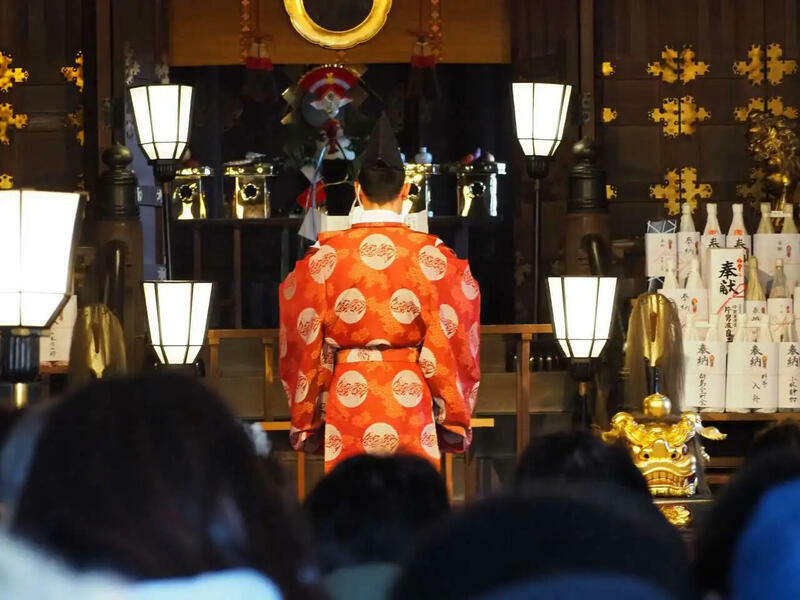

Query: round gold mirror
284 0 393 50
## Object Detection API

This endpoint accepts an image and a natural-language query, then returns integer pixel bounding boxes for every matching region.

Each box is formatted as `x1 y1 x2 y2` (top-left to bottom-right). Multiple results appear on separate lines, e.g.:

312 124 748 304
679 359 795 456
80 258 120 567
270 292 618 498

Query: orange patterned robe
279 222 481 471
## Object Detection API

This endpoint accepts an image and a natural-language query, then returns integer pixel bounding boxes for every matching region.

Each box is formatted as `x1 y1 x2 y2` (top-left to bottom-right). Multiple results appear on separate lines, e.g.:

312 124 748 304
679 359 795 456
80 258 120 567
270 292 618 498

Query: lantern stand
152 161 178 279
512 82 572 372
0 191 83 408
547 276 617 429
129 84 213 373
1 331 39 409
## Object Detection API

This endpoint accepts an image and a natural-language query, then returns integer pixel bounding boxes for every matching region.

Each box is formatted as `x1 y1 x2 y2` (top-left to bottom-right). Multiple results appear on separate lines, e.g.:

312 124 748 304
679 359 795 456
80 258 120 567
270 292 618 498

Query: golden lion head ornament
602 393 725 497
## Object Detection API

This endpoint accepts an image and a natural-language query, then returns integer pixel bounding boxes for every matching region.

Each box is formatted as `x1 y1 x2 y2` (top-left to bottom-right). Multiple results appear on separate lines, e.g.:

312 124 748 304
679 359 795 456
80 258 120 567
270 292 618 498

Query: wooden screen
596 0 800 241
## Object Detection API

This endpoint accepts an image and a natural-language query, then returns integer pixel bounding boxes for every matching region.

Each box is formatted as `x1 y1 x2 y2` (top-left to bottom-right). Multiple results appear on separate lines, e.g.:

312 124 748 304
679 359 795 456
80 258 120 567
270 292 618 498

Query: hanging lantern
142 280 213 365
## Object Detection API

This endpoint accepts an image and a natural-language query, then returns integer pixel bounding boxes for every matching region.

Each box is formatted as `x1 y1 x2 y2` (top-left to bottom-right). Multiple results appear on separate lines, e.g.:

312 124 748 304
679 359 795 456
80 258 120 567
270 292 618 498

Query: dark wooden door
596 0 800 251
0 0 85 191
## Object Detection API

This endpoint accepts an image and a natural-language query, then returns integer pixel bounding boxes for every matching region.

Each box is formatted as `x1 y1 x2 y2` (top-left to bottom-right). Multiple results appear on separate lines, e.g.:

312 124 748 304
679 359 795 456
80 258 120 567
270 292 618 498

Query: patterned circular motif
461 266 479 300
359 234 397 270
419 347 437 378
439 304 459 339
296 308 321 345
334 287 367 324
389 289 421 324
362 422 400 455
325 424 343 461
392 370 424 407
309 245 337 283
283 271 297 300
421 423 440 458
294 372 309 403
419 245 448 281
335 370 369 408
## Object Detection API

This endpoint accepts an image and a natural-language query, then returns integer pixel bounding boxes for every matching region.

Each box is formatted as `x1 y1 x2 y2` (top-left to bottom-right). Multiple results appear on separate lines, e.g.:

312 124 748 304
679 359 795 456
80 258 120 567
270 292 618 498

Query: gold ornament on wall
734 44 797 86
283 0 393 50
650 96 710 137
647 45 708 84
66 105 84 146
601 107 617 123
736 167 767 206
0 173 13 189
0 102 27 144
734 97 798 122
601 61 615 76
61 52 83 91
745 111 800 215
650 167 712 215
0 52 28 92
606 185 617 200
767 43 797 86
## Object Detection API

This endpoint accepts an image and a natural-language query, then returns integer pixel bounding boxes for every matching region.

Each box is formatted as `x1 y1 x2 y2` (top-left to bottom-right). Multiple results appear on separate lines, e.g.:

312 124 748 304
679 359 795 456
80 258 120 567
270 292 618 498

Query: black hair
694 449 800 598
748 420 800 460
514 431 651 499
357 163 405 204
304 454 448 574
10 374 319 600
392 482 692 600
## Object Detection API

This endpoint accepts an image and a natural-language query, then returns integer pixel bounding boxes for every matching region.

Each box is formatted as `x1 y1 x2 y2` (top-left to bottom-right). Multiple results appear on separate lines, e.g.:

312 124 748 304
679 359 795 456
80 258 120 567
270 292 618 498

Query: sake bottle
703 203 722 237
733 310 748 342
726 203 751 255
662 258 679 290
771 259 789 298
757 202 774 234
678 202 700 284
684 310 698 341
701 203 726 287
705 311 721 342
685 256 703 288
783 205 799 233
745 256 767 341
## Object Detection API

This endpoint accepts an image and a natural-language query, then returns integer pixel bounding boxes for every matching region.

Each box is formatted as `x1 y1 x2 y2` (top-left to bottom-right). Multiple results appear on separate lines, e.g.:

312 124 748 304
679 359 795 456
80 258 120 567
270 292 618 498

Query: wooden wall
168 0 511 66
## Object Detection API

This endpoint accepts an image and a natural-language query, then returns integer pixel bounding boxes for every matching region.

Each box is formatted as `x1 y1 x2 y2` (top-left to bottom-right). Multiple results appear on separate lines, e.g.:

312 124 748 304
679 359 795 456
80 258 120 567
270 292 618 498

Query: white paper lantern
0 190 82 328
142 280 213 364
548 276 617 359
129 84 194 162
512 82 572 157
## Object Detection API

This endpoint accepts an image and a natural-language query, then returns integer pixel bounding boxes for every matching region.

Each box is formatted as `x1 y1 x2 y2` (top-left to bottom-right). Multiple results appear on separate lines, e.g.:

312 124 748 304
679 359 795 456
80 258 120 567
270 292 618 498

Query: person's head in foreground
5 374 317 600
391 482 692 600
731 475 800 599
747 420 800 462
694 449 800 598
305 454 448 600
514 430 651 499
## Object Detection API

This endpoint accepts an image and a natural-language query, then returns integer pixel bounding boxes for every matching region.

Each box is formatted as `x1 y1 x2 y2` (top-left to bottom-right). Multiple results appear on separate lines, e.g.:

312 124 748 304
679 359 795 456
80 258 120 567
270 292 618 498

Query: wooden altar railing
207 323 553 501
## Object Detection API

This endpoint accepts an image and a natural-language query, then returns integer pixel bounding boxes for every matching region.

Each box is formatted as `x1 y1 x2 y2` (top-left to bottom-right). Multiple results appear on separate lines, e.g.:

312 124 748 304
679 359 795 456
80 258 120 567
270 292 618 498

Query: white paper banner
683 340 726 412
768 297 793 341
39 295 78 364
779 341 800 411
677 231 700 285
726 341 778 413
645 233 677 278
659 287 709 327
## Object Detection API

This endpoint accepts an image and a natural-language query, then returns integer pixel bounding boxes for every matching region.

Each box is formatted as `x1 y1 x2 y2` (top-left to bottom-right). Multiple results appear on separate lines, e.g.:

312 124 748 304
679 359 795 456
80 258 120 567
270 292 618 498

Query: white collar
353 209 404 224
